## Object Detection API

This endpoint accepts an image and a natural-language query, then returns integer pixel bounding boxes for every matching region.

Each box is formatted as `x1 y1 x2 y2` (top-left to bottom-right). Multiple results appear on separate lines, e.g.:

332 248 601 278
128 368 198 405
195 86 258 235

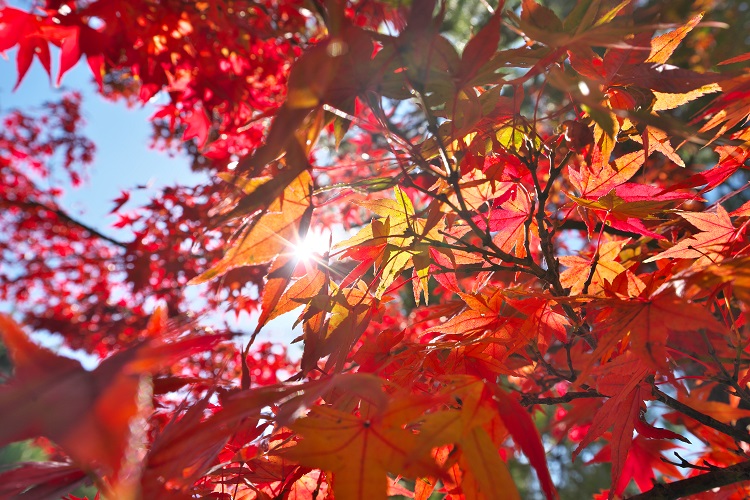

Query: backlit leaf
283 393 439 500
646 13 704 65
645 206 738 264
191 171 312 284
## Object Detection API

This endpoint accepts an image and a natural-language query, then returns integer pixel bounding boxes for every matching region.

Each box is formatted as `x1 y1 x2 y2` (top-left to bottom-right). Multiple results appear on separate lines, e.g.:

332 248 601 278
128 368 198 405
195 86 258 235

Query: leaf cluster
2 0 750 499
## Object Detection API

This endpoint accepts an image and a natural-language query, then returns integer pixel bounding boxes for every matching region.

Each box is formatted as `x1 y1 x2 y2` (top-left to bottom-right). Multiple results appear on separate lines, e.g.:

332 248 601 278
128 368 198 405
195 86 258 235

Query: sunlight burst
293 229 331 263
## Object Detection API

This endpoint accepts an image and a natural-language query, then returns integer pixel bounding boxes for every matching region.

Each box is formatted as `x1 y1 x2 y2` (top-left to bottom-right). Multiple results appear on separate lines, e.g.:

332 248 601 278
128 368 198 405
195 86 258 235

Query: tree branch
11 199 127 248
519 390 604 406
651 385 750 444
627 459 750 500
555 219 642 238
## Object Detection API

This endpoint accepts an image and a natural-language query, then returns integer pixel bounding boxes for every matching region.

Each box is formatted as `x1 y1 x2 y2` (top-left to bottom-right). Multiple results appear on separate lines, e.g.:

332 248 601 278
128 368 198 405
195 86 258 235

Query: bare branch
7 199 127 248
519 390 604 406
628 459 750 500
651 384 750 444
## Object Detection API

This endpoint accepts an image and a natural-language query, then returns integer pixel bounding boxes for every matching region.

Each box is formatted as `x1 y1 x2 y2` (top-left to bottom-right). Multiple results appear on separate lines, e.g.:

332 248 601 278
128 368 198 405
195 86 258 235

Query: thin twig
698 330 750 407
661 451 716 472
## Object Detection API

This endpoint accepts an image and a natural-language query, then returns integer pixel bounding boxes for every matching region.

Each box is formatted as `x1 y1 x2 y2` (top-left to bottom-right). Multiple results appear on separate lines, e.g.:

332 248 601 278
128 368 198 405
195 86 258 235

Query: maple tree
2 0 750 498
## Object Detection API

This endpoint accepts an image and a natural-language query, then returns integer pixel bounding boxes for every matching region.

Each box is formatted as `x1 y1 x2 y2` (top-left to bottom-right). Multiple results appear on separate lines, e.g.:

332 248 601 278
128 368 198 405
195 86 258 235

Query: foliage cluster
2 0 750 498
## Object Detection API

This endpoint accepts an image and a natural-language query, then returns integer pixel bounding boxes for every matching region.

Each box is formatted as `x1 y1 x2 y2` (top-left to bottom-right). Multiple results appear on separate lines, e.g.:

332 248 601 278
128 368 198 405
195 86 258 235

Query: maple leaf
652 84 722 112
560 239 635 296
587 290 723 373
142 376 336 496
507 297 571 357
190 170 312 284
282 392 440 500
570 150 644 199
683 256 750 306
610 63 723 95
140 396 236 496
211 140 314 227
677 386 750 424
253 258 326 339
0 462 87 499
688 165 743 196
0 8 52 89
647 13 704 65
299 280 379 375
568 11 723 100
457 5 503 86
413 377 522 500
573 354 651 499
590 435 682 496
593 184 692 217
698 72 750 143
336 186 440 300
52 23 107 90
474 189 533 257
429 288 512 338
631 126 686 167
493 386 558 500
0 314 143 486
182 107 211 148
0 314 225 493
645 206 741 264
109 190 130 214
236 25 376 178
573 180 694 240
459 426 521 500
509 0 564 48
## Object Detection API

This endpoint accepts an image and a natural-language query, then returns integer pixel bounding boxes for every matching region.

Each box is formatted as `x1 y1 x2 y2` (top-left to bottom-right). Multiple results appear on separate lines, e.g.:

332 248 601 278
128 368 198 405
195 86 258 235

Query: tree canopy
1 0 750 498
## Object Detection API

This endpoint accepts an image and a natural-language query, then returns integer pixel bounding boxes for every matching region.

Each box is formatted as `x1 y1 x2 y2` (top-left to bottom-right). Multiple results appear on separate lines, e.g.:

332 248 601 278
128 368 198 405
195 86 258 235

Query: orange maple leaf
191 170 312 284
560 239 640 296
645 206 740 264
282 393 440 500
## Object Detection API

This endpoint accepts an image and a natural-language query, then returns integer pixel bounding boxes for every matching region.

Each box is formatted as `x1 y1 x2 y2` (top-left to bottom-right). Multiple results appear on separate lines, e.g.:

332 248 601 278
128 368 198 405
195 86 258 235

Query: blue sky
0 53 204 234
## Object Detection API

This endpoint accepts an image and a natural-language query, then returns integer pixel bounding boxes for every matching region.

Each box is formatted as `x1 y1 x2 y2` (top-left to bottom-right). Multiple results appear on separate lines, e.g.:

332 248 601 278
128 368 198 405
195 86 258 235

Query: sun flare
293 229 331 263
